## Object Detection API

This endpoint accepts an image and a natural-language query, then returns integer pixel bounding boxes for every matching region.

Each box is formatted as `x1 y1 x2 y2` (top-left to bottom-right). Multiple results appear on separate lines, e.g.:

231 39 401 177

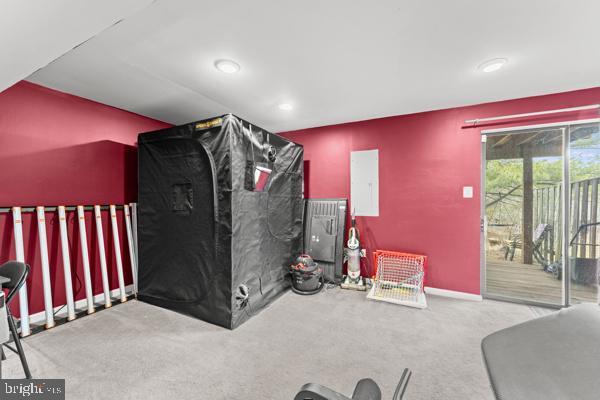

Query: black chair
294 369 412 400
0 261 32 379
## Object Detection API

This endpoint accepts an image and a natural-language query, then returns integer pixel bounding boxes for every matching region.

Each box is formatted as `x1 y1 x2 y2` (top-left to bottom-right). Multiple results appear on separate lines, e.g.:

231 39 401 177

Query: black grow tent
137 114 303 329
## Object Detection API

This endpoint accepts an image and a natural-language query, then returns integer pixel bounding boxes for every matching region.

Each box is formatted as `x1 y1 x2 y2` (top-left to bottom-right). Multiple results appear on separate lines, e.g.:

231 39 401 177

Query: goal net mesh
367 250 427 308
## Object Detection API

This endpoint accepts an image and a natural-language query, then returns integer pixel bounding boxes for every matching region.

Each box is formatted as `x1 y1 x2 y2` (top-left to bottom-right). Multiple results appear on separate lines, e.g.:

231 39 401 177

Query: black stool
0 261 32 379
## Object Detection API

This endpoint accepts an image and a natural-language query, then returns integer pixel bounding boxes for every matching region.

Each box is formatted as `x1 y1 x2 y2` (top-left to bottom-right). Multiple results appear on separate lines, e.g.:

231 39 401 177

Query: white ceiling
20 0 600 132
0 0 156 92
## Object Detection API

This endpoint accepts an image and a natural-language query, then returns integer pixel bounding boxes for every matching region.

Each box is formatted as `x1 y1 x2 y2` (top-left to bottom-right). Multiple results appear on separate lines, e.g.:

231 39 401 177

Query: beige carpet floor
2 288 539 399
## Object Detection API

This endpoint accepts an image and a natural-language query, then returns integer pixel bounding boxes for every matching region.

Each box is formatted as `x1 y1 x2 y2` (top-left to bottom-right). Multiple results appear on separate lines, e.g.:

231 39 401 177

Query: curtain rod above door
480 118 600 135
464 104 600 125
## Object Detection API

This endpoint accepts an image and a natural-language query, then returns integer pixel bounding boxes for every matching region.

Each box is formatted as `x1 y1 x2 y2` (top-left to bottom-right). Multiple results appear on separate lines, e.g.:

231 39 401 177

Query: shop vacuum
290 255 324 295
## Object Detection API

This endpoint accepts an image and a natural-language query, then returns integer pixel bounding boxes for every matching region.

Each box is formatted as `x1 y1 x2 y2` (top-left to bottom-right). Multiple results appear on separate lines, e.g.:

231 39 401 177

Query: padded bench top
482 303 600 400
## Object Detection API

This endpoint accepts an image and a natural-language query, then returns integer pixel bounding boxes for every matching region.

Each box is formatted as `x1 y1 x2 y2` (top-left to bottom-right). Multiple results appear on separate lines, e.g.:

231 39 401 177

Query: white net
367 251 427 308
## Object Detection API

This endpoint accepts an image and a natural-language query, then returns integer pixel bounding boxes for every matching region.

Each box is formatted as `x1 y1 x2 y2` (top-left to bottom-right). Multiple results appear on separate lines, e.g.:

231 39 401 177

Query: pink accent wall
0 81 170 318
283 87 600 295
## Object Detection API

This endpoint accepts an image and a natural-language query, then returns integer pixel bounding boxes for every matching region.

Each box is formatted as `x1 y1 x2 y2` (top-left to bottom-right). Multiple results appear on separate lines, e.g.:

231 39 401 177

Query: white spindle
94 205 112 308
36 206 55 328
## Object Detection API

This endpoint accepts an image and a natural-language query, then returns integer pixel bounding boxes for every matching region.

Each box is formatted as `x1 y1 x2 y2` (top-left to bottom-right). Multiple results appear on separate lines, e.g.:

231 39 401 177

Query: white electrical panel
350 149 379 216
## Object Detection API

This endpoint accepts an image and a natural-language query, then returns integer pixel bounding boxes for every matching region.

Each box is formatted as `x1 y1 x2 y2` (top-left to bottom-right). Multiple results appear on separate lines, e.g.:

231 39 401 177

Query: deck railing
534 177 600 261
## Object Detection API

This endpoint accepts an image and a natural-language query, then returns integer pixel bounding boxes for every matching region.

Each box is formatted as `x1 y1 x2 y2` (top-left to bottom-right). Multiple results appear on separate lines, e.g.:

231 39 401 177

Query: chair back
0 261 30 303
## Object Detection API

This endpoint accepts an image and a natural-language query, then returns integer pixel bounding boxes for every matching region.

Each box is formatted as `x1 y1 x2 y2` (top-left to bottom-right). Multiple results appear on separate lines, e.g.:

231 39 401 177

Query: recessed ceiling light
278 103 293 111
214 59 240 74
478 58 508 73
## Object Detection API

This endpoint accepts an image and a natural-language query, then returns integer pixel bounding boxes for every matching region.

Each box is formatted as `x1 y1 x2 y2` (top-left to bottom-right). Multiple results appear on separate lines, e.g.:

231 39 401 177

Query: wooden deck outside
486 258 597 305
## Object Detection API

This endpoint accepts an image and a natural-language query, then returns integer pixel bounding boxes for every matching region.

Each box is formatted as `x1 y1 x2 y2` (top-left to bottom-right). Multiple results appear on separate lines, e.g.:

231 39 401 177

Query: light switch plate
463 186 474 198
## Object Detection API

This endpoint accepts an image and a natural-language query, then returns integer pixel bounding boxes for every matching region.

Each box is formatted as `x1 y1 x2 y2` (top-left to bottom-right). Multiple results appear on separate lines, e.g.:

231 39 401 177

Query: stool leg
6 309 31 379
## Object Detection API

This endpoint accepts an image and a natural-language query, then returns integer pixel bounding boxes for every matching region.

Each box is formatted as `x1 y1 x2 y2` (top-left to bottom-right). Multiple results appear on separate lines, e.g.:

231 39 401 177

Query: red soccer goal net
368 250 427 308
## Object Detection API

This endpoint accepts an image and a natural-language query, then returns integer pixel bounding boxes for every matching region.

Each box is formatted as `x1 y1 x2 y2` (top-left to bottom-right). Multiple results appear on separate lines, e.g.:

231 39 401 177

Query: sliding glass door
569 124 600 304
482 121 600 307
483 127 564 305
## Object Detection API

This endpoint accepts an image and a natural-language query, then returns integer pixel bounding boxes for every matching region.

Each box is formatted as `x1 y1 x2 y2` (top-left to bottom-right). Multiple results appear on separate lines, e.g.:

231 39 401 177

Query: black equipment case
303 199 347 283
137 114 304 329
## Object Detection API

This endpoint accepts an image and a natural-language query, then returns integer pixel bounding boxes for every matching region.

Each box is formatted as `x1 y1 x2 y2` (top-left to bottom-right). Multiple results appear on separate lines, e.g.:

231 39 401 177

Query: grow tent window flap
254 166 272 191
172 182 193 214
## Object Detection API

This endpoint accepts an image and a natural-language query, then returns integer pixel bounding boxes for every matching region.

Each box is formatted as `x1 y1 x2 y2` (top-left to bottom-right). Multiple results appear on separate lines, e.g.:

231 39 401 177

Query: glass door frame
480 118 600 308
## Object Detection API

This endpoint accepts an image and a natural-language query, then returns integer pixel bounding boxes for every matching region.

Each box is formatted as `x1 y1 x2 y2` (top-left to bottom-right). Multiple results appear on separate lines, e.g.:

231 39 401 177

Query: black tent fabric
137 114 303 329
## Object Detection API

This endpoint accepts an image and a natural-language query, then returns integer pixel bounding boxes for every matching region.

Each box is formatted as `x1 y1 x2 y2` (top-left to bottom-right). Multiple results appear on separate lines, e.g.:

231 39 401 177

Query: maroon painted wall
3 80 598 310
0 81 170 318
283 87 600 295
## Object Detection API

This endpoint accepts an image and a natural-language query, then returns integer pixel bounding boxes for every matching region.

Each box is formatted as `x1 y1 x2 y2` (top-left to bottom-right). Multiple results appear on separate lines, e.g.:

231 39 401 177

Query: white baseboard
424 286 482 302
28 284 135 326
